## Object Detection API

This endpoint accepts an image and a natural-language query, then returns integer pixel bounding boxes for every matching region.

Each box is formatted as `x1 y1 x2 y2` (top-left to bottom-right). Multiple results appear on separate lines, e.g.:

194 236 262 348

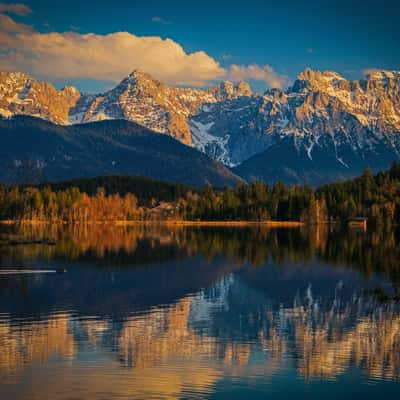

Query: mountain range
1 68 400 185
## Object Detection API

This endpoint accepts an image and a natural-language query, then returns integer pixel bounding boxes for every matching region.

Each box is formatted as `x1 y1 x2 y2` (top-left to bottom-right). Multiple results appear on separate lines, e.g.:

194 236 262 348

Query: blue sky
0 0 399 93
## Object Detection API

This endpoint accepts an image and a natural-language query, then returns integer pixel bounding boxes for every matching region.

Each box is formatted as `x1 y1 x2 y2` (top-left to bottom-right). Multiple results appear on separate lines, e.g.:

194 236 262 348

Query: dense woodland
181 163 400 225
0 163 399 225
35 175 190 206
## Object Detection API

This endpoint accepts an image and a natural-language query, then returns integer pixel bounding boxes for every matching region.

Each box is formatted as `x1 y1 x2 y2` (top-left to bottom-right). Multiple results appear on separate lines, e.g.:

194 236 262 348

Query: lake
0 224 399 399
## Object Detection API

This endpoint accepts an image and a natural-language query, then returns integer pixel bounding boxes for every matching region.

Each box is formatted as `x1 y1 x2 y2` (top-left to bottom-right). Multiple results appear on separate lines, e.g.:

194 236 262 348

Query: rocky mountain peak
119 69 165 93
236 81 252 97
297 68 344 81
364 69 400 82
294 68 400 96
126 69 157 83
0 71 31 83
361 70 400 94
293 68 346 93
0 70 81 123
214 81 234 100
61 85 81 96
209 80 252 101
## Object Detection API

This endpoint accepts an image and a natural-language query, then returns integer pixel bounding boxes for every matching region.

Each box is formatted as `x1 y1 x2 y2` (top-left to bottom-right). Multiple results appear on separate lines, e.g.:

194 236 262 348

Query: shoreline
161 220 304 227
0 219 305 227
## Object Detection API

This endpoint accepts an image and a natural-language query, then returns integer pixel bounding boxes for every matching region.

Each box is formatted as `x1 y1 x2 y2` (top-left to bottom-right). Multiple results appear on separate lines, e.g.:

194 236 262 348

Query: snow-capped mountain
0 71 80 124
191 68 400 169
231 69 400 183
0 69 252 145
1 68 400 184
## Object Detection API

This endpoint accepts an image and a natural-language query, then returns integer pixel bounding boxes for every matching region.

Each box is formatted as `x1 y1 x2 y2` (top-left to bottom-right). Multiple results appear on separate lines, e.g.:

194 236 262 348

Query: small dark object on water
56 268 67 274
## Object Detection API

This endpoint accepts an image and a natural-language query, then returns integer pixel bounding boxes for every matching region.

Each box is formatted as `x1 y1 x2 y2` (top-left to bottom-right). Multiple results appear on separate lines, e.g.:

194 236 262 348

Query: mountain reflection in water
0 225 399 399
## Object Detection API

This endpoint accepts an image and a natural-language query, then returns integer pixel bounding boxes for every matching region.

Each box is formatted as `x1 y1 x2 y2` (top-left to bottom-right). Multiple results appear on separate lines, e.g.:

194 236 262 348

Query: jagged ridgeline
0 70 251 146
1 68 400 185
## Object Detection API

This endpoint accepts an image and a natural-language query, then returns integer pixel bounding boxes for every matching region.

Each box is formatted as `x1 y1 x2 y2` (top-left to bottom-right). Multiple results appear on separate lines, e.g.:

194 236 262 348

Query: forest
0 163 399 225
181 163 400 225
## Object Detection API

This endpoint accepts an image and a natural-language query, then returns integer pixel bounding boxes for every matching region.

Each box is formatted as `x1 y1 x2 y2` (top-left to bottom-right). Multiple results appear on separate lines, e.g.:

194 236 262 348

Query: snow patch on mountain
190 120 232 166
2 68 400 179
306 141 315 160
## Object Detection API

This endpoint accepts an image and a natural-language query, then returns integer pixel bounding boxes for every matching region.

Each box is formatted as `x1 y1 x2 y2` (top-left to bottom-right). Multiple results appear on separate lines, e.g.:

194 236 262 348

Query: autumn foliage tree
0 162 399 225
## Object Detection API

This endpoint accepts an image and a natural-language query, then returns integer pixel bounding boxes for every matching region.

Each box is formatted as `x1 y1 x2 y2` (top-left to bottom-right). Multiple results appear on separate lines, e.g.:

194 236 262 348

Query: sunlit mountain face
1 225 400 399
2 69 400 185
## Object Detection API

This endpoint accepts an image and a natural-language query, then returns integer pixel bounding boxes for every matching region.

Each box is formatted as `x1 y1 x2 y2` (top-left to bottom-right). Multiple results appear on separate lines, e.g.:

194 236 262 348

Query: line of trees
317 163 400 225
180 182 326 223
0 163 399 224
180 163 400 225
0 187 141 222
35 175 190 206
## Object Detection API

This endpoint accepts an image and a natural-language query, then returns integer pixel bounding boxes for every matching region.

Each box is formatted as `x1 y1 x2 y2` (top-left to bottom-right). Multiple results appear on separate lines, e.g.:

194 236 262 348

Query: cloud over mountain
0 4 288 89
227 64 289 89
0 15 225 86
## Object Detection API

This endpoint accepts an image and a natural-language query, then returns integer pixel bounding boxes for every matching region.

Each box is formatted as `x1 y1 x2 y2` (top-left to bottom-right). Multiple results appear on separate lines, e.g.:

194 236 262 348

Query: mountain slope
193 69 400 169
0 116 240 187
0 70 252 146
194 69 400 183
233 134 399 185
2 68 400 185
0 71 80 124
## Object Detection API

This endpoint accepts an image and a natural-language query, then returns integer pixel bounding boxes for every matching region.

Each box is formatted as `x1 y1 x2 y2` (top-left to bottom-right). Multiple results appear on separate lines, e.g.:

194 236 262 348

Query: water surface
0 224 400 399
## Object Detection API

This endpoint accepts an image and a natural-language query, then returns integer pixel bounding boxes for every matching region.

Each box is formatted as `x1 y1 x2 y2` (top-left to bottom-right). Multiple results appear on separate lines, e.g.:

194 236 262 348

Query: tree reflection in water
0 224 400 399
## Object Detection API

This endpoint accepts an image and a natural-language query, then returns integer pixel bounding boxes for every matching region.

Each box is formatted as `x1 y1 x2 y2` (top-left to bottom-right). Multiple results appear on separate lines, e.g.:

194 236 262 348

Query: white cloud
0 2 31 16
227 64 289 89
0 13 289 90
151 16 172 25
0 15 225 86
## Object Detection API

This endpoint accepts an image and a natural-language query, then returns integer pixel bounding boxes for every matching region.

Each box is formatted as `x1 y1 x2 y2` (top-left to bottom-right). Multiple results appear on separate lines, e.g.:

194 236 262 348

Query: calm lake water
0 224 400 399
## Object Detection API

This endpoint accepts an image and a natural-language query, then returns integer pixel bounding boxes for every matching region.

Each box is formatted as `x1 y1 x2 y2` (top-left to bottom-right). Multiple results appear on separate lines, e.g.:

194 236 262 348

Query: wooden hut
348 217 367 230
